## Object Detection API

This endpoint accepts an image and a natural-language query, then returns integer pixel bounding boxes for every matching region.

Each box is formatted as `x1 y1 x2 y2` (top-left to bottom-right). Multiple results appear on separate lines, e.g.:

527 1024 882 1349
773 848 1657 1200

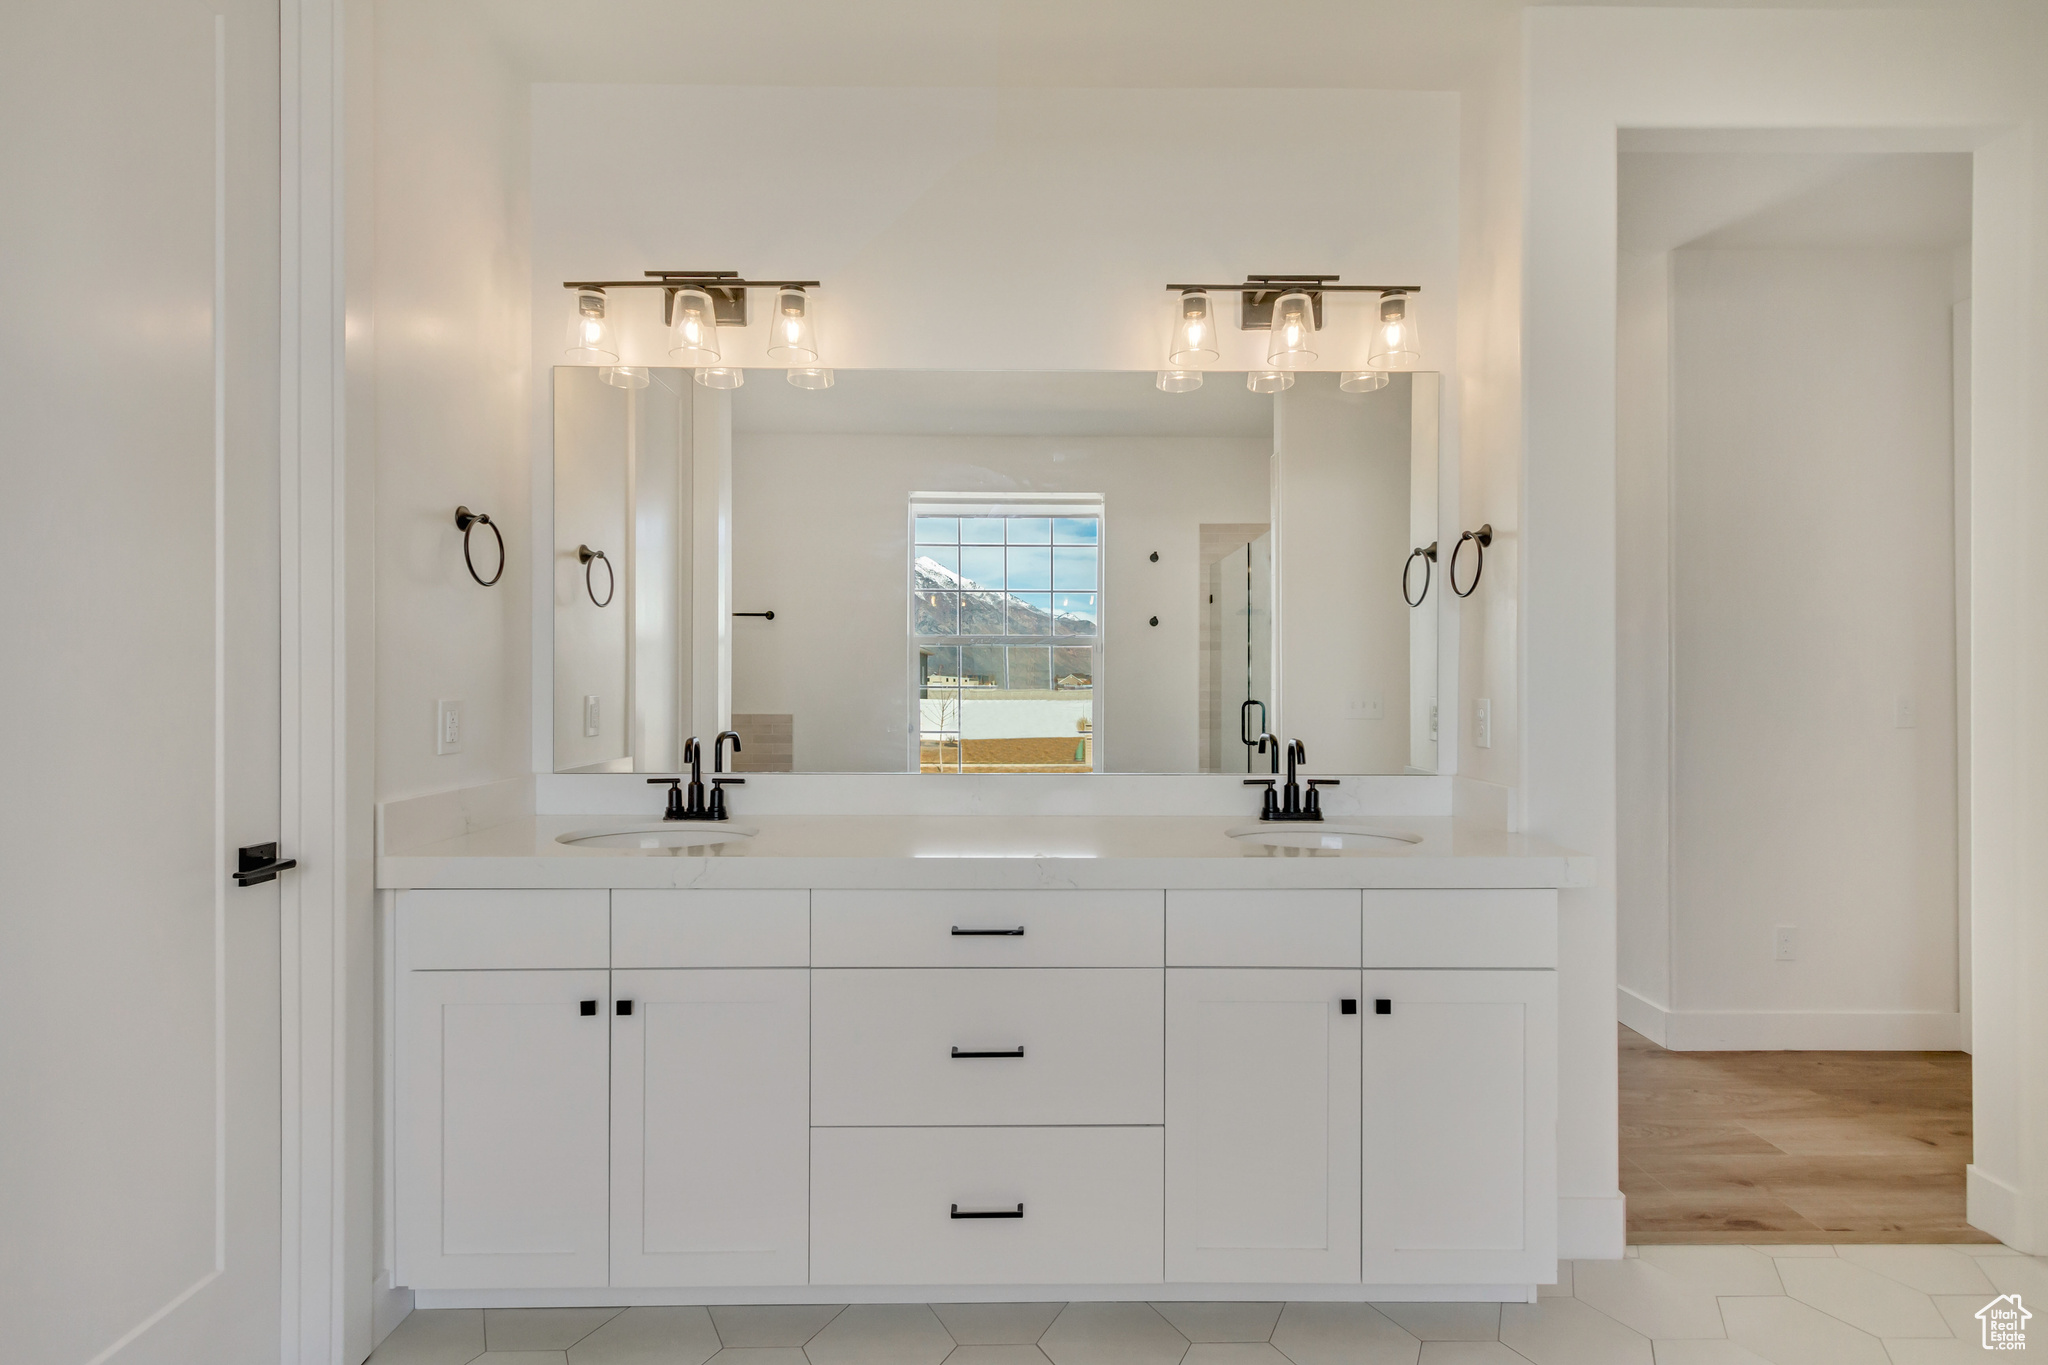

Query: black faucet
714 730 742 772
647 776 688 820
704 730 746 820
685 737 711 819
1244 737 1337 822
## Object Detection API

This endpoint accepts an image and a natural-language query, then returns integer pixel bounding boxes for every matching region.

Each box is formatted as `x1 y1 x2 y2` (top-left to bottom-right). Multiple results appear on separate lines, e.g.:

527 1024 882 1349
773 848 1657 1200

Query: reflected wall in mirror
552 368 1440 775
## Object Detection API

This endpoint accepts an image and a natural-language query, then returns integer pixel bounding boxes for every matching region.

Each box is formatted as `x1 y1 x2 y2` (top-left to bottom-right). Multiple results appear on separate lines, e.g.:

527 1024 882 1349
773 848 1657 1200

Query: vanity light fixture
559 269 826 383
1155 275 1423 391
563 287 619 365
1368 290 1421 370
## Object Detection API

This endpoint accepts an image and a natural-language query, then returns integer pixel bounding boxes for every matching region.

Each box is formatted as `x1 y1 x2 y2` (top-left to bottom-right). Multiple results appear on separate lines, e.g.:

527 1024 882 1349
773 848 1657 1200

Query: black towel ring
1403 542 1437 607
1449 524 1492 598
578 545 614 607
454 506 504 587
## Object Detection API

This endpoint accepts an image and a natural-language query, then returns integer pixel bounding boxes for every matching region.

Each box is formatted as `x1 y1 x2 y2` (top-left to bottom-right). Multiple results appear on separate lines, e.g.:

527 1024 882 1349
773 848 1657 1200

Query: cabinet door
1166 969 1361 1283
397 969 611 1289
611 969 809 1286
1360 969 1556 1284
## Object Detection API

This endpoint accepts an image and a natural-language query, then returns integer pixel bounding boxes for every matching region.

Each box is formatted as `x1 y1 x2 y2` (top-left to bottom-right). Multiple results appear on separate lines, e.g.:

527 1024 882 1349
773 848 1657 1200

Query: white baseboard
414 1282 1537 1309
1616 989 1964 1051
1559 1192 1628 1259
1968 1165 2027 1250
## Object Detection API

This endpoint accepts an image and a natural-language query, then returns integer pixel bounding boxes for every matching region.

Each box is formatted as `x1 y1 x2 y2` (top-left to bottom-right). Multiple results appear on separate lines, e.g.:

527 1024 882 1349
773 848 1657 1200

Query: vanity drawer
810 1126 1163 1285
1167 890 1362 967
397 890 609 970
611 889 809 967
811 891 1162 967
1362 890 1557 968
812 968 1162 1126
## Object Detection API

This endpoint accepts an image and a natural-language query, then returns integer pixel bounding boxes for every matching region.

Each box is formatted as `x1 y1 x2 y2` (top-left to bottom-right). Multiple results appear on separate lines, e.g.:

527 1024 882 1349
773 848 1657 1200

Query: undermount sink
1227 823 1424 852
557 822 758 851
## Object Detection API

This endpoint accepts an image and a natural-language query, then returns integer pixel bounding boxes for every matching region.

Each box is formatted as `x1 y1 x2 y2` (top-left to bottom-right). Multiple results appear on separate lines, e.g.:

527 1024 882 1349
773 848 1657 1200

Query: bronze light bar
561 271 825 326
1165 275 1418 330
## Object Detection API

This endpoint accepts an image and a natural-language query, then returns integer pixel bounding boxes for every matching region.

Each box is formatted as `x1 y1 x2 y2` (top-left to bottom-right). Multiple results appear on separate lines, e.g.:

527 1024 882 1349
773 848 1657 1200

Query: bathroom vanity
378 807 1587 1307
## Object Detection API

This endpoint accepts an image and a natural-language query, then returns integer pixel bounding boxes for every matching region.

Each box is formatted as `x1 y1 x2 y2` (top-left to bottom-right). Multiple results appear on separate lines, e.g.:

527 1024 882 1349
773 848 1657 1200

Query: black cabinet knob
617 999 634 1016
1340 998 1358 1015
1375 999 1392 1015
579 999 598 1016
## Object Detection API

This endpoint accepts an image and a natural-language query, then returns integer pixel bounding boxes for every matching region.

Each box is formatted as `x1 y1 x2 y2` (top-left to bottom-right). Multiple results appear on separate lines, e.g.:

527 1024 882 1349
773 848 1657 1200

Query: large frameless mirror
552 368 1440 776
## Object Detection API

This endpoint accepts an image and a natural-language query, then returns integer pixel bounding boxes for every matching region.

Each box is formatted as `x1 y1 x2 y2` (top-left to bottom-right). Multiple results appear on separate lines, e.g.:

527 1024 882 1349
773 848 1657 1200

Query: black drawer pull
951 1203 1024 1219
616 999 634 1016
951 926 1025 937
951 1046 1026 1059
579 1000 598 1016
1341 998 1358 1015
1376 999 1392 1015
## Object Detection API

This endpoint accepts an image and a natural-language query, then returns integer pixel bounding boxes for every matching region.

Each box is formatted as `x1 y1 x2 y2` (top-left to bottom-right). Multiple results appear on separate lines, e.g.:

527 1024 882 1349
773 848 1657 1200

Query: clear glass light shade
600 365 650 389
1266 291 1318 368
1167 290 1219 367
667 287 722 365
1368 291 1421 369
1339 370 1389 393
1247 370 1295 393
1157 369 1204 393
564 288 619 364
694 366 745 389
787 367 835 389
766 287 820 364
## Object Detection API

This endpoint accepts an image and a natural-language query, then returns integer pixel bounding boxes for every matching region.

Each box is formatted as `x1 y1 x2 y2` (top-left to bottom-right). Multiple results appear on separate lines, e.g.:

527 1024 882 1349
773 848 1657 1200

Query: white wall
730 432 1269 773
371 0 533 802
549 368 629 770
1275 373 1417 774
1651 247 1961 1048
1525 4 2048 1254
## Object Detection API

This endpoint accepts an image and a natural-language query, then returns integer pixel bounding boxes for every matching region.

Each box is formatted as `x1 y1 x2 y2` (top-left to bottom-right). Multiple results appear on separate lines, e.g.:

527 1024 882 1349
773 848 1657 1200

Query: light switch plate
583 694 600 738
1348 692 1384 720
435 699 463 755
1774 925 1797 961
1475 698 1492 749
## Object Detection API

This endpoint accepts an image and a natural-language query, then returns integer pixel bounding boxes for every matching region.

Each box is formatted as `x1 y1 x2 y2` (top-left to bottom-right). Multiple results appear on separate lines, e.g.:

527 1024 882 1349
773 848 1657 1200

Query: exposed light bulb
1367 291 1421 370
667 287 722 366
1167 290 1219 367
787 367 835 389
695 366 745 389
563 287 619 365
765 286 820 364
1157 369 1203 393
1339 370 1389 393
600 365 650 389
1247 370 1294 393
1266 291 1317 369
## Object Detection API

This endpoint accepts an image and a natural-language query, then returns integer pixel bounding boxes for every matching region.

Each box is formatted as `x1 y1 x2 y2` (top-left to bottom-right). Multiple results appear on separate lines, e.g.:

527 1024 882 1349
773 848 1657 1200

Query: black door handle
580 1000 598 1016
951 1203 1024 1219
233 842 297 887
1376 999 1392 1014
951 926 1025 937
616 1000 634 1016
1341 998 1358 1015
951 1047 1026 1059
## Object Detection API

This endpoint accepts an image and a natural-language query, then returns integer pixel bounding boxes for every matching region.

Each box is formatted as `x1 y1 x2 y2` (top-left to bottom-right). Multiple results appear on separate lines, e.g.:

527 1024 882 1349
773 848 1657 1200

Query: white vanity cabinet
391 881 1558 1298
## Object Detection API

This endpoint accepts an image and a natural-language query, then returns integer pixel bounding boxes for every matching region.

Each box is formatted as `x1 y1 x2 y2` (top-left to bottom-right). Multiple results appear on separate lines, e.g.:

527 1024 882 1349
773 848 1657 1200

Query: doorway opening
1614 140 1979 1242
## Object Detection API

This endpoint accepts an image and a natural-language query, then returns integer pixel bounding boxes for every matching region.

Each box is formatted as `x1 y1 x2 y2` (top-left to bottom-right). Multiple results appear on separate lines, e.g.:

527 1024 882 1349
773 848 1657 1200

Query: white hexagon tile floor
363 1244 2045 1365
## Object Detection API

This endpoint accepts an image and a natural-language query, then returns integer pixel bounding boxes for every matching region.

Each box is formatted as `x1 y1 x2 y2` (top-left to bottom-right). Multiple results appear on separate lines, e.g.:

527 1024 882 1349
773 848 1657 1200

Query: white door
1166 969 1361 1283
1360 970 1558 1284
398 970 612 1289
611 969 809 1286
0 4 284 1362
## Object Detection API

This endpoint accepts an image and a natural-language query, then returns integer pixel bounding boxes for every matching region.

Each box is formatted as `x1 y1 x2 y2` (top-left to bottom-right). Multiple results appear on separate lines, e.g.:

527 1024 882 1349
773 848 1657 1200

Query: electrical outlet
583 694 600 738
1894 694 1918 729
1475 698 1492 749
435 699 464 755
1774 925 1797 962
1349 692 1384 720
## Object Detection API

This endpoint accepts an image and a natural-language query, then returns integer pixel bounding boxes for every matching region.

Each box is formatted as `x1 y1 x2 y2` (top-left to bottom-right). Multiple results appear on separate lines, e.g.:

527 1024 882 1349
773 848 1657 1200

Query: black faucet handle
712 777 745 786
646 777 681 785
1307 778 1339 787
647 776 687 821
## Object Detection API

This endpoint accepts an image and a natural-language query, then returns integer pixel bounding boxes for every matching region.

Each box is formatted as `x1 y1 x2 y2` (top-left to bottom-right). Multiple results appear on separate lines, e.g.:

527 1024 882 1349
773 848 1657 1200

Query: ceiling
1619 151 1972 253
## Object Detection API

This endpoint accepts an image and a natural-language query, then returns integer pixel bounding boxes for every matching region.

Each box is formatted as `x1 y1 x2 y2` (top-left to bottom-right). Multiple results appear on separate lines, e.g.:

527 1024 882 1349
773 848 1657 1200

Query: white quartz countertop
378 813 1593 891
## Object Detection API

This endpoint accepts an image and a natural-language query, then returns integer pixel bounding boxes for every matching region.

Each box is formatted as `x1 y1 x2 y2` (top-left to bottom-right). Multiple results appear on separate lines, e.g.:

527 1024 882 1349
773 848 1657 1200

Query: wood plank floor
1619 1023 1991 1244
